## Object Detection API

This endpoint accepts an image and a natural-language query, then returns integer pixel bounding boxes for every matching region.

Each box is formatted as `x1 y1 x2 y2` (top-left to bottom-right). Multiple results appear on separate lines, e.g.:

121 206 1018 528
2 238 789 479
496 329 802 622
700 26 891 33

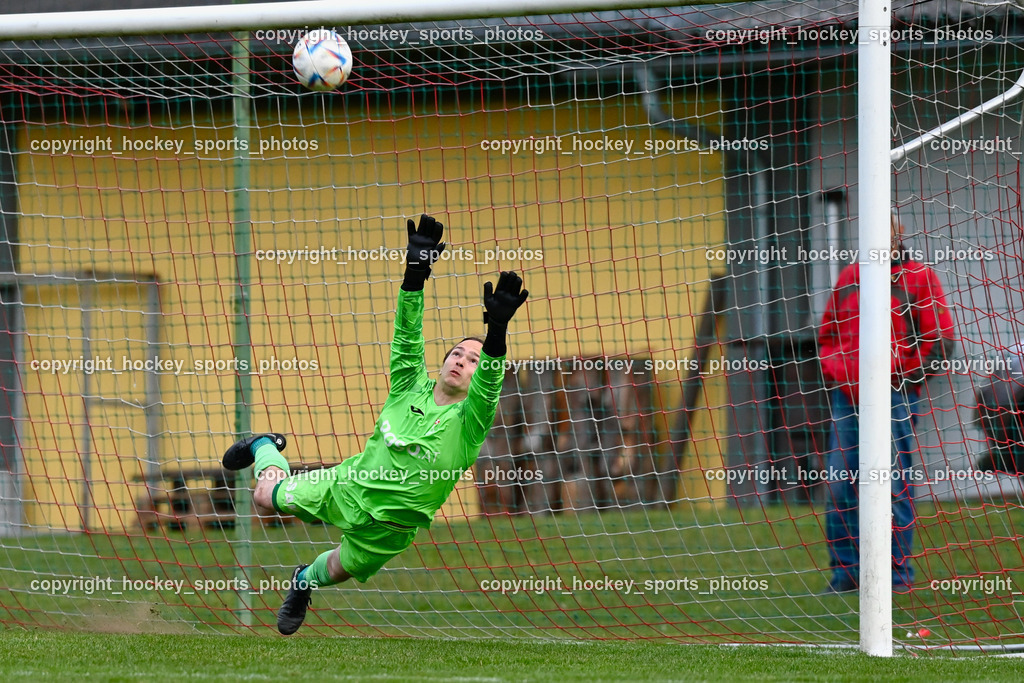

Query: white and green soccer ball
292 29 353 91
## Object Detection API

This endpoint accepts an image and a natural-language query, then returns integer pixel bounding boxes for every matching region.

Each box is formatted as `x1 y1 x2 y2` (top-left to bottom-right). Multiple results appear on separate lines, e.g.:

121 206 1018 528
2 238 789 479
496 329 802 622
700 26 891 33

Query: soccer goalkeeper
222 214 528 634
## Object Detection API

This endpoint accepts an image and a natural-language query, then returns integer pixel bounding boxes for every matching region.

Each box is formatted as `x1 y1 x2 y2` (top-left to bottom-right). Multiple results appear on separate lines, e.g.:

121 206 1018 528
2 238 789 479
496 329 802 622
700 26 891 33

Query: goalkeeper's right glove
402 213 446 291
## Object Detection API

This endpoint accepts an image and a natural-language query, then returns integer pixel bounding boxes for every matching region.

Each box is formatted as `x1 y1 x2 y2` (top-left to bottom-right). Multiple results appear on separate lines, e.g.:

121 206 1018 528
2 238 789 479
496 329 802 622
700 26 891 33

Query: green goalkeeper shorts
271 468 417 582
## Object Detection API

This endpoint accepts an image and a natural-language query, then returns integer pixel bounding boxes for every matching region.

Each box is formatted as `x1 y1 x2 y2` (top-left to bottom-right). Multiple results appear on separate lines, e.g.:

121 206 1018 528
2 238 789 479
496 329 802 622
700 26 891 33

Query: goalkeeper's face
438 339 483 397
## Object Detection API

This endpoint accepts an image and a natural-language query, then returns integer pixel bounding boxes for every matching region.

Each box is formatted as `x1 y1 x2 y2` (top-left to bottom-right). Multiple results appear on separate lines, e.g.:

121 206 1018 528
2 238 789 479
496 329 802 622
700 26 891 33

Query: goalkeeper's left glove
482 271 529 358
483 271 529 326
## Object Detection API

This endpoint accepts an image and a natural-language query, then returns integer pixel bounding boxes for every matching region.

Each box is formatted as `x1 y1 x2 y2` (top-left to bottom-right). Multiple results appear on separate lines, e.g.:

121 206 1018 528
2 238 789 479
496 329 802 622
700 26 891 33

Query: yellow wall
17 93 729 531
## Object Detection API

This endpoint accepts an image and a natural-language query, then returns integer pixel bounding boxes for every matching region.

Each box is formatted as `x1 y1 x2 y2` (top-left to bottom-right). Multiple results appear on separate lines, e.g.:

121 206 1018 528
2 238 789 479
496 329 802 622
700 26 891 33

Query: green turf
2 629 1024 682
3 504 1024 646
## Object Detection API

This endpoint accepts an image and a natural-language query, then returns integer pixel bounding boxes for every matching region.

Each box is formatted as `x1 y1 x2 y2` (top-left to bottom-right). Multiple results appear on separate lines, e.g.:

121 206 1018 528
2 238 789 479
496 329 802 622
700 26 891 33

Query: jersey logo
410 405 424 416
381 419 438 463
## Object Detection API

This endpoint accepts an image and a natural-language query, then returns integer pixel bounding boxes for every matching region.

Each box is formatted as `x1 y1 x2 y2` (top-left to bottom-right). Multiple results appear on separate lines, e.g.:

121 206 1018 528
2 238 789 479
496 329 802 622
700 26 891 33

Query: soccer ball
292 29 353 91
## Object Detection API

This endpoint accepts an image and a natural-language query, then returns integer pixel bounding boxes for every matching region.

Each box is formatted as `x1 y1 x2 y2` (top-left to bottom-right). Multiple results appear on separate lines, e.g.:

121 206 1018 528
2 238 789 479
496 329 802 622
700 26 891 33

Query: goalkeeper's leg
272 474 419 634
253 460 357 634
253 466 286 514
223 436 416 634
222 433 290 512
275 546 352 635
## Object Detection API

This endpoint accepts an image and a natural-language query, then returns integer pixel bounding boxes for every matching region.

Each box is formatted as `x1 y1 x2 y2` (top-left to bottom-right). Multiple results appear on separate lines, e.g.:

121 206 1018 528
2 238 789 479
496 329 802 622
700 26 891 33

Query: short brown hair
443 336 484 362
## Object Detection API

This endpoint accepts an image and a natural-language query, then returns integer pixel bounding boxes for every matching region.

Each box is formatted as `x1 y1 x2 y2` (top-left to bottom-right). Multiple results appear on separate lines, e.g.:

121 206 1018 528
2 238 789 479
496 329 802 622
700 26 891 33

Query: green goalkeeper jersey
337 288 504 528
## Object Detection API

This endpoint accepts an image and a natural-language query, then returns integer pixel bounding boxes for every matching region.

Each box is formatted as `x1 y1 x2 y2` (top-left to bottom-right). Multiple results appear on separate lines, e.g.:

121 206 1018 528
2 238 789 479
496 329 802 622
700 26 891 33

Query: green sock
298 549 342 588
253 441 290 478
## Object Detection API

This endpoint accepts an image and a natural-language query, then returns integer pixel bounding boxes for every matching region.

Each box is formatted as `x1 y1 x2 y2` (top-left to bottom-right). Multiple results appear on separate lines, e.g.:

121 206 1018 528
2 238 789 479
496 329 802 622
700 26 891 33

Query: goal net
1 0 1023 650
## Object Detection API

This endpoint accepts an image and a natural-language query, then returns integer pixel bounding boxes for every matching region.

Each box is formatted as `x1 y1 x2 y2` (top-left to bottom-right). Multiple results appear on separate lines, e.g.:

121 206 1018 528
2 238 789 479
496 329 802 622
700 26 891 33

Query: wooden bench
134 467 238 531
134 463 340 531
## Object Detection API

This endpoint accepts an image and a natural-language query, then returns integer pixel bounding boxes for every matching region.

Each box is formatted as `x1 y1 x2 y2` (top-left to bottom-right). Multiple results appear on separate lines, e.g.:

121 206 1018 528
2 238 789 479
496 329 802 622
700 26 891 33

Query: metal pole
144 282 162 486
79 287 94 532
891 66 1024 162
230 27 254 627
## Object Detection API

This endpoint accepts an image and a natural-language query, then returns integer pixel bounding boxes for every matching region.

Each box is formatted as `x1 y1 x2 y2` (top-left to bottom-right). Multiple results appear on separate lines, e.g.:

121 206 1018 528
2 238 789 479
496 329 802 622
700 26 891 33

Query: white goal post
0 0 747 40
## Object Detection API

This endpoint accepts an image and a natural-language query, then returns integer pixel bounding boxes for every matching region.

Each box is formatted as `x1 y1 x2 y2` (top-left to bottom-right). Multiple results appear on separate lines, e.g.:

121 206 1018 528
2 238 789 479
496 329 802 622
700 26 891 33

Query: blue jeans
824 388 917 588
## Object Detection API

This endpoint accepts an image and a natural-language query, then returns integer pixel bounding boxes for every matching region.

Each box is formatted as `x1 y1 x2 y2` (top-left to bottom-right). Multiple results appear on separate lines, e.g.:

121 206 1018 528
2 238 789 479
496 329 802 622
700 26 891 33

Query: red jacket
818 258 955 401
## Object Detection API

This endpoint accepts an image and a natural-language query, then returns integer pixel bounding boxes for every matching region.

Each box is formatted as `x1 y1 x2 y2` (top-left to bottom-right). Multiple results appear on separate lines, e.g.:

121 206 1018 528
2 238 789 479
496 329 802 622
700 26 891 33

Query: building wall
16 93 729 531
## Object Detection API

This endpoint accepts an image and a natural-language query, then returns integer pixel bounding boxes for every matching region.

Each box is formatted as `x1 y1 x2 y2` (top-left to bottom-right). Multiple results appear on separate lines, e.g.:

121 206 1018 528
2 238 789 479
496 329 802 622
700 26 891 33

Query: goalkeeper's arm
400 213 446 293
391 214 446 394
463 271 529 445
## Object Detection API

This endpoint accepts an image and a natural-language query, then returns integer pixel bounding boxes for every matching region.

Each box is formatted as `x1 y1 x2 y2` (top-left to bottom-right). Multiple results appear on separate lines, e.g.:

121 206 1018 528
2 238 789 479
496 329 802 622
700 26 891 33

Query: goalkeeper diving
222 214 529 635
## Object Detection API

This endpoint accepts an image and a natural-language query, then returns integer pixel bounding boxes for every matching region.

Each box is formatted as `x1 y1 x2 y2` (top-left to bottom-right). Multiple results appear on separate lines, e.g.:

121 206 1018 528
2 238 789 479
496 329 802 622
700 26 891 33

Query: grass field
3 628 1024 681
3 504 1024 650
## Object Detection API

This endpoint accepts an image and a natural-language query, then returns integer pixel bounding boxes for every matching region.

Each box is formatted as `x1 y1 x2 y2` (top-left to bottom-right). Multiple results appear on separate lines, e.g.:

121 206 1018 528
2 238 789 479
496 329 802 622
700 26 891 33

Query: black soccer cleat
277 564 312 635
222 433 287 471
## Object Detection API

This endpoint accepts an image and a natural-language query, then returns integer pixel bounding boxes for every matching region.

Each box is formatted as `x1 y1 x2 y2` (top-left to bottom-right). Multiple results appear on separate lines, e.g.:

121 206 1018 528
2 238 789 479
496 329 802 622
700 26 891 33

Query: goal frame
4 0 1022 656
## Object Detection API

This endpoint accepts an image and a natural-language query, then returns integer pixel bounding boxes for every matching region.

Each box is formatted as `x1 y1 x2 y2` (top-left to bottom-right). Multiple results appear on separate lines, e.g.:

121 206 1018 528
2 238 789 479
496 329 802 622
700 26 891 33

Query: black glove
481 272 528 358
483 271 529 326
402 214 446 290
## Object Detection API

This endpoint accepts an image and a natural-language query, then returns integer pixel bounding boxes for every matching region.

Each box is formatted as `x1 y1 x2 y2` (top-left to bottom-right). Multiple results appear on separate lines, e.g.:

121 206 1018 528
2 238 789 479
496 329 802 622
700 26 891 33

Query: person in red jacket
817 212 955 592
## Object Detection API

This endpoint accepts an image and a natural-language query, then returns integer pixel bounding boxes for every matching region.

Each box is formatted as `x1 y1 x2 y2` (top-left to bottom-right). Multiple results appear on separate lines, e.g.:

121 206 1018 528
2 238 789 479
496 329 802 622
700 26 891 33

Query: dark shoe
222 433 286 471
277 564 312 635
